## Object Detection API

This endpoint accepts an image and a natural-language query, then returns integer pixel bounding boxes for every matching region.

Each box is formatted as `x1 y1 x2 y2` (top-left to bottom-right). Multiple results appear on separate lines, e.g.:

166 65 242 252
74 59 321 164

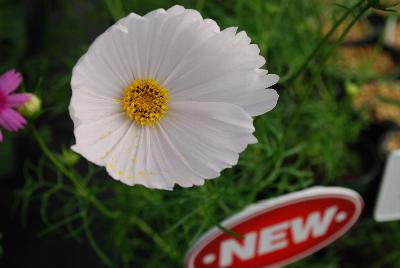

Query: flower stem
256 0 373 194
285 0 366 87
103 0 125 21
130 216 181 262
283 1 372 137
31 124 180 261
31 124 120 220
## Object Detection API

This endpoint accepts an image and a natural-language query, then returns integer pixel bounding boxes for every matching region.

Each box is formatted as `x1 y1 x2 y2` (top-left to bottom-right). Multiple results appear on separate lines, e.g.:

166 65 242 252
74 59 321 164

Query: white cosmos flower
69 5 279 190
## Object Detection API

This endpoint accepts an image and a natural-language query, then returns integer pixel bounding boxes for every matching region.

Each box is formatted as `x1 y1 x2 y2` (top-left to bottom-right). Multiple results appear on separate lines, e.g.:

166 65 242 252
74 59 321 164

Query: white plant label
374 150 400 222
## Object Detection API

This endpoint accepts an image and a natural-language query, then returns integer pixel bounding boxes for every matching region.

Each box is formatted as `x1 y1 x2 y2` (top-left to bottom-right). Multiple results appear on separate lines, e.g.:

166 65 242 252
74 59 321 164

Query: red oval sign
185 187 363 268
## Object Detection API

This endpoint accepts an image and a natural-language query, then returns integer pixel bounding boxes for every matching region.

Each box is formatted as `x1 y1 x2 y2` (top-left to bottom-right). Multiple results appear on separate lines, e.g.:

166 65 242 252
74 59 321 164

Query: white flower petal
71 113 131 166
105 124 202 189
165 5 186 16
160 26 279 116
84 101 256 190
69 92 122 127
240 88 279 116
264 73 279 88
118 6 218 81
105 124 191 190
154 101 257 188
74 5 217 90
171 70 279 116
151 125 205 188
104 123 141 185
163 27 265 92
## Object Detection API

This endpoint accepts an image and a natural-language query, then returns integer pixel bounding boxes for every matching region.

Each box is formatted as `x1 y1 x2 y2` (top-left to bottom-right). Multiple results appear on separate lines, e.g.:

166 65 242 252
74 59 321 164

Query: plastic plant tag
374 150 400 222
185 187 364 268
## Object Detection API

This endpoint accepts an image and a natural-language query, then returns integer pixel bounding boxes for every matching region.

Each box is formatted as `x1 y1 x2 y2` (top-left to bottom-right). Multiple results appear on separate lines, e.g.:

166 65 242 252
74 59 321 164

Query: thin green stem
283 1 371 139
130 216 181 262
82 211 114 267
195 0 206 12
285 0 365 87
103 0 125 21
217 223 243 239
259 0 372 191
32 124 181 261
32 124 120 220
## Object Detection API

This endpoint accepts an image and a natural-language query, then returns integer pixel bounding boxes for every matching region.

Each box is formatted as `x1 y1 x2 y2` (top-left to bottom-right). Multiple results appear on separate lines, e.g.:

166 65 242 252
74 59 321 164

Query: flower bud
345 81 359 96
61 149 80 166
17 93 42 119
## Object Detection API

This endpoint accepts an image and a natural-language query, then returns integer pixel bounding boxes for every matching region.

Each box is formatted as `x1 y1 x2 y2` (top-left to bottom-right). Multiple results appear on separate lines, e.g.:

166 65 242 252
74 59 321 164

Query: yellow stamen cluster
121 79 169 126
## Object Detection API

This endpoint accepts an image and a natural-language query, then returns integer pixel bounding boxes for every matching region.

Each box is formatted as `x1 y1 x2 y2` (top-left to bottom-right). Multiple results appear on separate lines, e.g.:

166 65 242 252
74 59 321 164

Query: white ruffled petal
119 6 218 81
171 70 279 116
104 123 203 189
105 124 188 190
240 88 279 116
162 26 279 116
154 101 256 188
71 113 131 166
104 123 141 185
164 27 265 92
74 5 218 90
89 101 256 190
151 125 205 188
69 92 123 128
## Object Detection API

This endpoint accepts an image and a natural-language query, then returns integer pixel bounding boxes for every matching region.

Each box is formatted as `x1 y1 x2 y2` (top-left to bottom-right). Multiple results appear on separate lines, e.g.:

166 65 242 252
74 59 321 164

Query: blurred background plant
1 0 400 267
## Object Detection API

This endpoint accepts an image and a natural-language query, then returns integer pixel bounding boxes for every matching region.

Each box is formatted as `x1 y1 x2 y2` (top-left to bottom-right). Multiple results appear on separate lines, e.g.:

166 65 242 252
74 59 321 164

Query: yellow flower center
121 79 169 126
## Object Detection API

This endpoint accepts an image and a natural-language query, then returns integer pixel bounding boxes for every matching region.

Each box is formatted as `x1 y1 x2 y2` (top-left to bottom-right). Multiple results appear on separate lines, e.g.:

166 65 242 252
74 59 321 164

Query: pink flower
0 70 31 142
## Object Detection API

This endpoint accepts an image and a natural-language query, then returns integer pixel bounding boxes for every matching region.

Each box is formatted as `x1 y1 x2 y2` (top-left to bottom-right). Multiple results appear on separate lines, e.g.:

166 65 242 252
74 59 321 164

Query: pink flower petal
0 70 22 95
0 108 27 132
6 93 31 108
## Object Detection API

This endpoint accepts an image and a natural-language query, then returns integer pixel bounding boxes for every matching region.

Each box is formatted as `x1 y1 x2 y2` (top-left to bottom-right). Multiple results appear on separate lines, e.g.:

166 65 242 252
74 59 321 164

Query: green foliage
1 0 399 267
